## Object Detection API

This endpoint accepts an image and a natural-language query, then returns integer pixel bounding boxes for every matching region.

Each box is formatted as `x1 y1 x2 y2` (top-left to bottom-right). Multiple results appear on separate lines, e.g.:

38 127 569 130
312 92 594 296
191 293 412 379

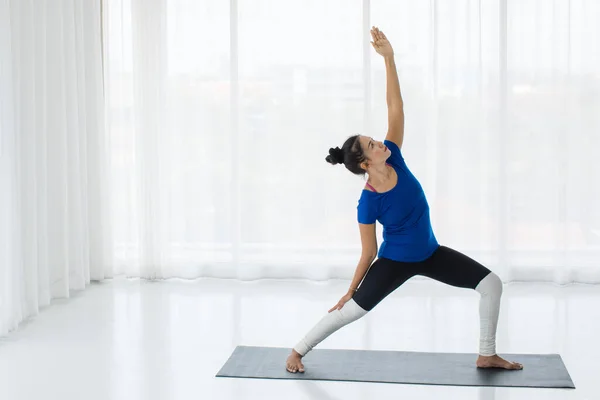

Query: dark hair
325 135 367 175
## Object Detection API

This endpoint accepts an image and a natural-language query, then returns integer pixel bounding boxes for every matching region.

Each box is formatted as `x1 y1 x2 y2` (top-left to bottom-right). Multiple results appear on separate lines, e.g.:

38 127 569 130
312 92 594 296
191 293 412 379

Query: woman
285 27 523 373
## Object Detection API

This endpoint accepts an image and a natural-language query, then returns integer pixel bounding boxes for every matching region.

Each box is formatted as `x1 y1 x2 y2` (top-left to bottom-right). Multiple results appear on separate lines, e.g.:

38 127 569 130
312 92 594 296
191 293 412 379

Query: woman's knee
475 272 503 297
338 298 368 321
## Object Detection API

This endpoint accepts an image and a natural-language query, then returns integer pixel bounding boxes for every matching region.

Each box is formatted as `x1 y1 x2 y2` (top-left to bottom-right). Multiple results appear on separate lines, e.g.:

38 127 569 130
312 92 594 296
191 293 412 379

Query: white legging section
474 271 503 356
293 298 368 356
293 272 503 357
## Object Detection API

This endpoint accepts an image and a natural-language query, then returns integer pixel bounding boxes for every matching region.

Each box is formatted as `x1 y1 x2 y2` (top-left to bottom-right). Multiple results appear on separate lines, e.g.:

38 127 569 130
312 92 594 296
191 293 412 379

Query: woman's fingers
371 26 388 47
374 26 382 40
371 27 379 38
328 300 346 313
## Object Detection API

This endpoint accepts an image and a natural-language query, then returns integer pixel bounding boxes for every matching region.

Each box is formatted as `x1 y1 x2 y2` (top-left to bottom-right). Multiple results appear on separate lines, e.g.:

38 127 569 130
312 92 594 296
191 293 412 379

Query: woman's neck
368 163 393 186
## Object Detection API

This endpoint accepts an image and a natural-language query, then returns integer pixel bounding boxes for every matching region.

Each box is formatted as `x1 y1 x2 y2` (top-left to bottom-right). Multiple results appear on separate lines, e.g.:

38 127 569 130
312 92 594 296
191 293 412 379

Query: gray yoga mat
216 346 575 389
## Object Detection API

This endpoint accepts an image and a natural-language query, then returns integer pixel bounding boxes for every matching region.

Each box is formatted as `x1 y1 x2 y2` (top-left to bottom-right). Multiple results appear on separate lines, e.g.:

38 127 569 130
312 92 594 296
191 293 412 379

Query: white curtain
103 0 600 283
0 0 112 336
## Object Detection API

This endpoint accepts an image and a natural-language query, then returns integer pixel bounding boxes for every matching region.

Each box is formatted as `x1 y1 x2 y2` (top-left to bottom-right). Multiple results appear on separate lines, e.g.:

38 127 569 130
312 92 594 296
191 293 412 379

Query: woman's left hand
328 292 354 313
370 26 394 58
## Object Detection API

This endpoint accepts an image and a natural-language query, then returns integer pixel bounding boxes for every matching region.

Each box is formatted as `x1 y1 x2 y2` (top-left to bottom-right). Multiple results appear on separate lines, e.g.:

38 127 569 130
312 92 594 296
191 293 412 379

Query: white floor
0 277 598 400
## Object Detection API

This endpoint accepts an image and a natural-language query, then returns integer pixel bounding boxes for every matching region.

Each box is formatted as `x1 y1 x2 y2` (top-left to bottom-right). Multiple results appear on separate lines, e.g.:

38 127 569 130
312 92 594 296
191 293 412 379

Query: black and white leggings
294 245 503 357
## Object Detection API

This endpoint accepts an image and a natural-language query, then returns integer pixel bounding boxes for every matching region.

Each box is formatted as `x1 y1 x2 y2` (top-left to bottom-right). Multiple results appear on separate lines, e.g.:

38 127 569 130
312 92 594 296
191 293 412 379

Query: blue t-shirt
357 140 439 262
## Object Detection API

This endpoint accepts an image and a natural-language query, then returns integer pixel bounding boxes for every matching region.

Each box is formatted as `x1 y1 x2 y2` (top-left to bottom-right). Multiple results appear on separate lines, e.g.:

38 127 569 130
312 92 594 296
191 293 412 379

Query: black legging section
353 245 492 311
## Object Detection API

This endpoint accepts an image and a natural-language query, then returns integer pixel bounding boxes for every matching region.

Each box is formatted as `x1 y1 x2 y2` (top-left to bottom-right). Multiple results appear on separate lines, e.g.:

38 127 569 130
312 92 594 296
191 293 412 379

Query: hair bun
326 146 344 165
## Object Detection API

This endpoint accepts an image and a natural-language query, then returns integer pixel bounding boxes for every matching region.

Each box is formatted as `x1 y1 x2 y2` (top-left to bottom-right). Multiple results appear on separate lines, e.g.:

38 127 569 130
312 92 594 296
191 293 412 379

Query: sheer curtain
103 0 600 283
0 0 112 336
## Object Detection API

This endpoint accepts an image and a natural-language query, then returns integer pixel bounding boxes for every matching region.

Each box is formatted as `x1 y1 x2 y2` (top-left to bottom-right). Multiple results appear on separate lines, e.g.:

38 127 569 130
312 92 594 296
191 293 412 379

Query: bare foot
477 354 523 370
285 350 305 373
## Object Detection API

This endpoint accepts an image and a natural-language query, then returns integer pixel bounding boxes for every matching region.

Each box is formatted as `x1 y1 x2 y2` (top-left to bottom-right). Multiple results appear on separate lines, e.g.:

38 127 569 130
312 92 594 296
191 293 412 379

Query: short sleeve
357 195 377 224
384 139 405 168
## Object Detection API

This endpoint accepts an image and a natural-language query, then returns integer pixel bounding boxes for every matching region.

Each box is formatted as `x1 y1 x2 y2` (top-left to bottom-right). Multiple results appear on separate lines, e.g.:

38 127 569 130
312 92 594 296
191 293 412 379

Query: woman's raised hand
370 26 394 58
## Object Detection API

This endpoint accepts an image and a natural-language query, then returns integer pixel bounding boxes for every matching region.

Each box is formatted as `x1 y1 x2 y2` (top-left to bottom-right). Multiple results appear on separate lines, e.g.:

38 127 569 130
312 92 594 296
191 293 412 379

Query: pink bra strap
365 182 377 193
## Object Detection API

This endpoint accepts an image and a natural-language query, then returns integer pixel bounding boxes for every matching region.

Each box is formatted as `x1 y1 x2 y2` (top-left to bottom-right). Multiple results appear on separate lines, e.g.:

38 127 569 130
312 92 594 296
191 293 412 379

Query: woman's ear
360 161 369 171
